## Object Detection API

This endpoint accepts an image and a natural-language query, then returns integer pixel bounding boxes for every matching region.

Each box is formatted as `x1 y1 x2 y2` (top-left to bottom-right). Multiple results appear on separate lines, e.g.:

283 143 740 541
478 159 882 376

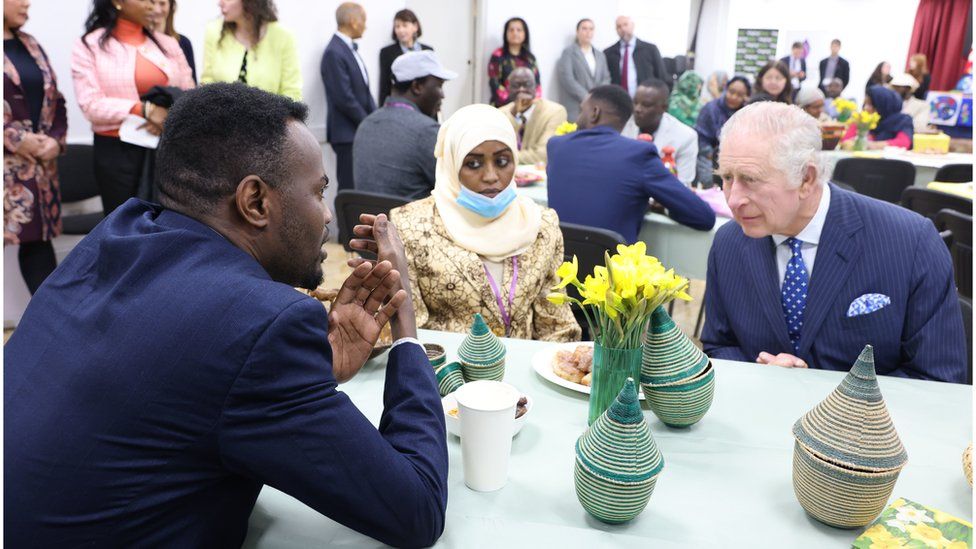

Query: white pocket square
847 293 891 317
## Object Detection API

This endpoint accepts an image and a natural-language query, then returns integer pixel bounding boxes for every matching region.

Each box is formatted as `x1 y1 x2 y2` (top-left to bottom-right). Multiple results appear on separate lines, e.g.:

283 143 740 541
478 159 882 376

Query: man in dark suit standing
4 83 448 547
702 102 965 382
322 2 376 191
604 16 668 97
779 41 807 93
818 39 850 93
546 85 715 244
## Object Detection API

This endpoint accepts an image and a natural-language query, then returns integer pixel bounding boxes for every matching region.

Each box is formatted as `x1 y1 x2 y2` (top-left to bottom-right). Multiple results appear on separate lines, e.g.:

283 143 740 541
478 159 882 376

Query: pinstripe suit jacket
702 184 966 382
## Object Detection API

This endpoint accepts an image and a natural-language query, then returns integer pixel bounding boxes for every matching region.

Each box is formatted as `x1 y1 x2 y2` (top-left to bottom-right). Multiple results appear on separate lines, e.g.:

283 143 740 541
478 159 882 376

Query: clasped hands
16 132 60 162
327 213 418 382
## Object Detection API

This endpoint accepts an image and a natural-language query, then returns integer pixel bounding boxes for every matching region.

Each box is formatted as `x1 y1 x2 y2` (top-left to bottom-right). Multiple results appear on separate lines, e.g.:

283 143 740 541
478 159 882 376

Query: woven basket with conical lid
641 306 709 387
792 345 908 472
458 313 506 367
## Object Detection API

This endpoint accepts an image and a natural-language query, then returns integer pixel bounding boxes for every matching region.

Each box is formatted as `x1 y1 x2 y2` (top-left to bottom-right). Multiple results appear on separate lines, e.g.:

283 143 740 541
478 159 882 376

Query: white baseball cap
392 51 458 83
890 73 920 91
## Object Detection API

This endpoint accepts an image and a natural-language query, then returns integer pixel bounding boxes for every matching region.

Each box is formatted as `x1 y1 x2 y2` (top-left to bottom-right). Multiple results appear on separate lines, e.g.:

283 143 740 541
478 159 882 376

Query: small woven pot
574 378 664 524
791 345 907 528
642 364 715 428
792 442 901 529
964 444 973 487
459 313 506 382
434 361 465 397
641 306 709 387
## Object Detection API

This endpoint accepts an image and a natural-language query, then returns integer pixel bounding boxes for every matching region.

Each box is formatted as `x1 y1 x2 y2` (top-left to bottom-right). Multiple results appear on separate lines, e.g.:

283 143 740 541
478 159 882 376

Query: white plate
442 392 531 438
531 341 645 400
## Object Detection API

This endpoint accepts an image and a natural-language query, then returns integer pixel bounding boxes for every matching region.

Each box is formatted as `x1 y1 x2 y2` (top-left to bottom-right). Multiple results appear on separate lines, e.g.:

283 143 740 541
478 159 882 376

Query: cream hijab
431 104 543 263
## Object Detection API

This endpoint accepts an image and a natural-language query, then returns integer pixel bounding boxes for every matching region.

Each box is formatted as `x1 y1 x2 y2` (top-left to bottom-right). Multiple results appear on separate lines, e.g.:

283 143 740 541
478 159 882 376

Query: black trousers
332 142 354 191
18 239 56 294
93 135 148 216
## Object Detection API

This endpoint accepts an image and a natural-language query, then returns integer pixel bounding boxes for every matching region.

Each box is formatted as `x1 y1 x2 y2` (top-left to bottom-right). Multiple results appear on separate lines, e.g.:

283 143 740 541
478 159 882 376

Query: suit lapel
797 186 863 355
745 235 794 351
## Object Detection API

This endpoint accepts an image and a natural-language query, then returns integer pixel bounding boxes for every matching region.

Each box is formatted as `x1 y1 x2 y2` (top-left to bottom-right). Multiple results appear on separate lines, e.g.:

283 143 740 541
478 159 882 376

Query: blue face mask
456 184 517 219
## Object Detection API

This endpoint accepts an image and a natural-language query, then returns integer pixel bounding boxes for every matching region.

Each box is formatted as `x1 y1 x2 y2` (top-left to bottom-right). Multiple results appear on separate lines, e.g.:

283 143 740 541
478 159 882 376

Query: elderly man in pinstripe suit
702 102 966 383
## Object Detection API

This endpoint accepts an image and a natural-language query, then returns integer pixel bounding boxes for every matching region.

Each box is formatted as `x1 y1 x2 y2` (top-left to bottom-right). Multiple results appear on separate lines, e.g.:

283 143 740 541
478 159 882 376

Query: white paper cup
454 380 520 492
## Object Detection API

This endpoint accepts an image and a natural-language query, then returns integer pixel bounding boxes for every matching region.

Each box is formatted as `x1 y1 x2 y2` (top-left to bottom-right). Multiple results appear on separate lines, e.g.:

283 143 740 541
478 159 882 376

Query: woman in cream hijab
391 104 581 341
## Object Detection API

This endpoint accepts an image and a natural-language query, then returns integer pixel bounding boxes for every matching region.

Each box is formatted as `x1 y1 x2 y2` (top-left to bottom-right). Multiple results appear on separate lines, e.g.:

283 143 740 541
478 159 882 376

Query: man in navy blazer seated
702 101 966 382
546 84 715 243
4 83 448 547
322 2 376 191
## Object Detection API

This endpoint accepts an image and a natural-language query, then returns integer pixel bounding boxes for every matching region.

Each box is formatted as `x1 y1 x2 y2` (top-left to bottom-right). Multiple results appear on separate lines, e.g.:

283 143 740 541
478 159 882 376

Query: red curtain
907 0 971 91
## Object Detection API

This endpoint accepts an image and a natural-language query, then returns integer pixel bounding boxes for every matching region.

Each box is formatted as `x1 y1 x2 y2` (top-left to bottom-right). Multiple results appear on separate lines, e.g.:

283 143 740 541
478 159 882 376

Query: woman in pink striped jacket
71 0 193 215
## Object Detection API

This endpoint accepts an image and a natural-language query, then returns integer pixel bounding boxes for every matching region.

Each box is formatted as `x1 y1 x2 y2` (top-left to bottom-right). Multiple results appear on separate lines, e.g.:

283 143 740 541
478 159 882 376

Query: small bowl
442 391 531 438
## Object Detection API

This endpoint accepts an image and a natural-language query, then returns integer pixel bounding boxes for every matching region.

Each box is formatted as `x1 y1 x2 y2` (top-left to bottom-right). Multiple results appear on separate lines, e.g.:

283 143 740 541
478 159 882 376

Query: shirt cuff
390 337 423 351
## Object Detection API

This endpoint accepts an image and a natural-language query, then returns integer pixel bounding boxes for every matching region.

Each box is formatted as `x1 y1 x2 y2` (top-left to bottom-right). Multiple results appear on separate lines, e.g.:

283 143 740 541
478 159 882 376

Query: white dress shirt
772 183 831 283
790 56 802 89
620 37 638 97
336 30 369 86
581 46 596 75
621 112 700 185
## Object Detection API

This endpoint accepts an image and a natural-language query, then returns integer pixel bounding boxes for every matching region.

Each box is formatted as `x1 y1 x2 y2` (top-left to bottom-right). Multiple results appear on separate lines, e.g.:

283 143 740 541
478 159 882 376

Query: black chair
831 157 915 204
57 143 104 234
559 222 627 338
960 295 972 385
935 209 973 299
934 163 973 183
900 187 973 220
333 190 409 255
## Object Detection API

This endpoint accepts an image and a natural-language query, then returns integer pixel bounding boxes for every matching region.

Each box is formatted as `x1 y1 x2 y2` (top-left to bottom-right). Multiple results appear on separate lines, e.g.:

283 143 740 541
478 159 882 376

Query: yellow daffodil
906 523 949 548
554 121 578 136
546 292 573 305
553 255 580 289
580 273 610 306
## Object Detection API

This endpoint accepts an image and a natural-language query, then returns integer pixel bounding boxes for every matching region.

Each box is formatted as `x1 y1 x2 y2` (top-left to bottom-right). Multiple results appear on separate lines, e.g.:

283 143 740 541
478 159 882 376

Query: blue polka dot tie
781 237 809 352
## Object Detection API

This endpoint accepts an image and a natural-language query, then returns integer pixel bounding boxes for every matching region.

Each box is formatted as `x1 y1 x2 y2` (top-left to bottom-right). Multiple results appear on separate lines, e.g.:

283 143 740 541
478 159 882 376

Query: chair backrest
936 208 973 299
960 296 972 384
559 222 627 339
934 163 973 183
831 157 916 204
900 187 973 220
57 144 99 203
333 190 410 254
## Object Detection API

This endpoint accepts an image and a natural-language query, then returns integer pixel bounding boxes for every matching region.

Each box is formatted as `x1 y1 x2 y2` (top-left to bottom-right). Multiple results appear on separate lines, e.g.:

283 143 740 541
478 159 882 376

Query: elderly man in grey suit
557 18 610 120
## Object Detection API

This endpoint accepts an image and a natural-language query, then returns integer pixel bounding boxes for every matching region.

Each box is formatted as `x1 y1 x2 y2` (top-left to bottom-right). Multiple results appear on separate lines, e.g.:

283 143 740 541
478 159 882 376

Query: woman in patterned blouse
487 17 541 107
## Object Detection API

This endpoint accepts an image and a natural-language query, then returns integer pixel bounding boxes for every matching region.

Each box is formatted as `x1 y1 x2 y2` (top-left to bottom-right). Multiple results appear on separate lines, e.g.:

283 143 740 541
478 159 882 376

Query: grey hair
719 102 829 188
335 2 364 27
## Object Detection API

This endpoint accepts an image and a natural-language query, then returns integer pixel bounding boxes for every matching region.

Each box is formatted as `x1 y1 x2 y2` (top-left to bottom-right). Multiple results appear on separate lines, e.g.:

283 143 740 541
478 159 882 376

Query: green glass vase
588 344 643 425
853 131 868 151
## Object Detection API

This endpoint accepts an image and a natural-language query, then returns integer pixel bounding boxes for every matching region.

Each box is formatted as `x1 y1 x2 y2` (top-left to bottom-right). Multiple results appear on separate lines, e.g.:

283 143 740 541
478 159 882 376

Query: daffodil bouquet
554 121 578 136
849 110 881 151
832 98 857 123
547 242 692 349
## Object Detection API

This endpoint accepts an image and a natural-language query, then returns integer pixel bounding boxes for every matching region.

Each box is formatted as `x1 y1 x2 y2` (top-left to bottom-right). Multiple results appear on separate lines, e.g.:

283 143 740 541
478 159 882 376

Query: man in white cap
890 73 930 132
353 51 456 199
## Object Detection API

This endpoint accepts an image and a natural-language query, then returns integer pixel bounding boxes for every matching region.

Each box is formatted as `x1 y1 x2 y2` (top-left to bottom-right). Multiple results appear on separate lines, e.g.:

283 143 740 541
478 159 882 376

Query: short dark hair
831 38 841 46
589 84 633 122
638 78 670 96
391 9 422 42
576 18 592 31
791 41 803 49
156 83 309 214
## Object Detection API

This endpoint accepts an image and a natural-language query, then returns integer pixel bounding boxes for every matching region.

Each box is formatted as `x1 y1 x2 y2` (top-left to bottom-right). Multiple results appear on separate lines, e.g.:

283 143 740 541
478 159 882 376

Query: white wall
694 0 920 104
477 0 692 104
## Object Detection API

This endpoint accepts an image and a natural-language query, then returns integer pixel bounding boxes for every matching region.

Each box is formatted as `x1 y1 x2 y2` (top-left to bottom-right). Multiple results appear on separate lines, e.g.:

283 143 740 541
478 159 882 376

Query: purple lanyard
484 257 519 337
386 101 416 112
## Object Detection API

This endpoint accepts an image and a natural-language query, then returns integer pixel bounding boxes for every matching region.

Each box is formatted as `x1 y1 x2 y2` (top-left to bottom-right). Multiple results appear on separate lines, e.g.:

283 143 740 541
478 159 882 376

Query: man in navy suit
546 85 715 243
702 102 965 382
4 83 448 547
322 2 376 191
779 42 807 94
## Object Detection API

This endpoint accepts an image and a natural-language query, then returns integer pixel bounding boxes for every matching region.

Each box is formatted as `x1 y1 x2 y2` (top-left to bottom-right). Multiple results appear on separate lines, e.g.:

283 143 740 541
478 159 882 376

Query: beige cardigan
391 197 581 342
499 98 568 164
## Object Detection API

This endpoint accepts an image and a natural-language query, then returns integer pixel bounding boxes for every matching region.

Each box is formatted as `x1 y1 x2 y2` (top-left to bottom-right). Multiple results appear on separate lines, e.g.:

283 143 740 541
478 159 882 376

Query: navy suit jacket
779 55 807 84
546 125 716 243
818 56 851 91
4 200 448 548
702 185 966 382
321 34 376 144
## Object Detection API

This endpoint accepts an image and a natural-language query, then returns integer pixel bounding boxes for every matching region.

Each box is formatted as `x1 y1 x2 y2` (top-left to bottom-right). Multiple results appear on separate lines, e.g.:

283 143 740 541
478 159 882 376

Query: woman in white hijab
391 104 581 341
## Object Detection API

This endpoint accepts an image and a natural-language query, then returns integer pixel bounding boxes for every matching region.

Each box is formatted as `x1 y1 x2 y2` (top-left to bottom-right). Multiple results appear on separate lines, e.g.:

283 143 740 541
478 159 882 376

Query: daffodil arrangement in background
554 121 578 136
547 242 692 349
832 98 857 123
849 110 881 151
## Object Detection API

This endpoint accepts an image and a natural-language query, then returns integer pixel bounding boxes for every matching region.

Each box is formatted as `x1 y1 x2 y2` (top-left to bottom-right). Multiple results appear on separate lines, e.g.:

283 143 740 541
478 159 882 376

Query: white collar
621 36 637 49
518 103 536 120
772 183 831 247
336 31 357 50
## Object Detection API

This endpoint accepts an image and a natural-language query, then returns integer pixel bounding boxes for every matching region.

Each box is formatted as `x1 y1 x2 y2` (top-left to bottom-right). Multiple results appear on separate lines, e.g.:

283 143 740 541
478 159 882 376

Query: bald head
615 16 634 42
336 2 366 38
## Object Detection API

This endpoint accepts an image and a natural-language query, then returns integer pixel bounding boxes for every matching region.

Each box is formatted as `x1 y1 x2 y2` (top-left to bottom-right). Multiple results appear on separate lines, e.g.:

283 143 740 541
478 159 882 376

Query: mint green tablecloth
244 330 973 548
